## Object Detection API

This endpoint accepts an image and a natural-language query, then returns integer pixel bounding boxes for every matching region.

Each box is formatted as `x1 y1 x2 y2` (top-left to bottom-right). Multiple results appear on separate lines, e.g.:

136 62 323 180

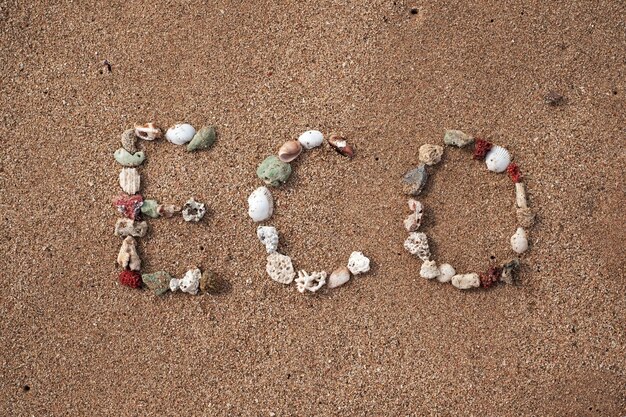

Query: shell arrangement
113 122 219 295
400 130 534 290
248 130 371 294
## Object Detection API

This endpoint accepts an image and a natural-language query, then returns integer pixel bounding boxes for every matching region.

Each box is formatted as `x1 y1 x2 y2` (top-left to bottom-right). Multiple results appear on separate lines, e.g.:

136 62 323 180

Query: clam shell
485 145 511 173
165 123 196 145
247 186 273 222
328 266 351 289
297 130 324 149
134 123 162 141
278 140 302 162
510 227 529 254
119 168 140 194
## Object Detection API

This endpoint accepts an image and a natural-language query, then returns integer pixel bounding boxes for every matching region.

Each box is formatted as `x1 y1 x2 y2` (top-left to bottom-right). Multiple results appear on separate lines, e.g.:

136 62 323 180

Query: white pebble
327 266 351 289
437 263 456 283
347 251 370 275
451 273 480 290
419 260 440 279
510 227 529 254
165 123 196 145
297 130 324 149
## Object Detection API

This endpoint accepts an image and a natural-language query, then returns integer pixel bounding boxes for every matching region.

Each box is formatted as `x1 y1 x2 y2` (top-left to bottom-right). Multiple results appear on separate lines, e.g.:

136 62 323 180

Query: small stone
401 164 428 196
418 144 444 166
113 193 143 220
114 148 145 167
419 260 440 279
170 268 201 295
544 91 566 106
257 156 292 187
200 270 218 293
117 236 141 271
500 258 520 285
187 126 217 151
347 251 370 275
443 130 474 147
141 199 160 218
121 129 137 153
257 226 279 253
328 266 351 289
114 218 148 237
451 273 480 290
119 270 142 289
437 263 456 283
516 207 535 228
158 204 181 218
182 198 206 222
142 271 172 295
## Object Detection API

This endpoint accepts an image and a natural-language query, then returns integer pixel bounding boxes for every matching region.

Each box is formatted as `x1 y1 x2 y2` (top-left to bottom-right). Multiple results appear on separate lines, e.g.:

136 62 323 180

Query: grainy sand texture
1 1 625 415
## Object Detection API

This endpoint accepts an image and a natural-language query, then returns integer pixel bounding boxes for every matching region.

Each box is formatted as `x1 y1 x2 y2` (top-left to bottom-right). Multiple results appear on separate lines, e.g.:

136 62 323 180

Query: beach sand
1 0 625 415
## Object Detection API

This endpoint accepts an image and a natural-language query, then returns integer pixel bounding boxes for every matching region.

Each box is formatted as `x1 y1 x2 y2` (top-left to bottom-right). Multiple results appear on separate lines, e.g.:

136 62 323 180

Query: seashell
500 258 520 285
437 263 456 283
257 226 279 253
170 268 201 295
187 126 216 151
401 164 428 196
297 130 324 149
165 123 196 145
134 123 162 141
347 251 370 275
295 270 327 293
328 133 355 158
418 144 444 166
117 236 141 271
182 198 206 222
142 271 172 295
200 270 218 293
510 227 528 254
114 148 145 167
257 155 292 187
121 129 138 153
158 204 181 218
278 140 302 162
248 186 274 222
404 199 423 232
114 218 148 238
266 252 295 284
485 145 511 173
516 207 535 228
327 266 351 289
113 193 143 220
119 168 140 195
443 129 474 147
404 232 430 261
451 273 480 290
515 182 527 209
419 260 440 279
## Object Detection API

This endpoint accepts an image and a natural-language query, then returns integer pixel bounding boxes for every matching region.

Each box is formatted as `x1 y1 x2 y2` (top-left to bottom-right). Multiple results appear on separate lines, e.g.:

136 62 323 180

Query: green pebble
141 199 160 218
256 155 292 187
114 148 145 167
187 126 216 151
141 271 172 296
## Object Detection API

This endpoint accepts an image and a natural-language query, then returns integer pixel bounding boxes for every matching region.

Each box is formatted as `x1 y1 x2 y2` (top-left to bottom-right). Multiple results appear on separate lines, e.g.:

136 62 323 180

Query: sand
1 0 625 415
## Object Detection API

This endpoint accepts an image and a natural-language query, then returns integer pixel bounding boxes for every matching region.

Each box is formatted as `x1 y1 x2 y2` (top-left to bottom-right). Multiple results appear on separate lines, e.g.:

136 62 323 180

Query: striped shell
119 168 141 194
485 146 511 173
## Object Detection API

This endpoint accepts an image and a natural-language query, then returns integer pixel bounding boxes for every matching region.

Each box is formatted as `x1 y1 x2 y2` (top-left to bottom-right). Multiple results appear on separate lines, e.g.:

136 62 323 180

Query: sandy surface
1 0 625 415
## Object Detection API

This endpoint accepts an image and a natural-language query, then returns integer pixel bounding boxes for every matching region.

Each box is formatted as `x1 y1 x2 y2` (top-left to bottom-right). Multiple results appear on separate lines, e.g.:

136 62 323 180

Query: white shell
257 226 279 253
485 145 511 173
419 260 440 279
297 130 324 149
266 252 295 284
117 236 141 271
404 232 430 261
165 123 196 145
327 266 351 289
295 270 327 293
170 268 200 295
119 168 140 194
437 263 456 283
510 227 529 254
248 187 273 222
347 251 370 275
451 273 480 290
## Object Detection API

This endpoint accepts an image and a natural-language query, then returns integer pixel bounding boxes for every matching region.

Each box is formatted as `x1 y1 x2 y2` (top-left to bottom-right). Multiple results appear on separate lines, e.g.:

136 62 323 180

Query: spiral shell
485 145 511 173
278 140 302 162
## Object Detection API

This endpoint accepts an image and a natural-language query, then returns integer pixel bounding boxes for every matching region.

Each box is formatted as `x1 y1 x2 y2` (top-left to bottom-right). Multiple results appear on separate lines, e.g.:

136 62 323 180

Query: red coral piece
480 266 502 288
119 270 142 288
507 163 522 183
472 138 493 160
113 194 143 219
